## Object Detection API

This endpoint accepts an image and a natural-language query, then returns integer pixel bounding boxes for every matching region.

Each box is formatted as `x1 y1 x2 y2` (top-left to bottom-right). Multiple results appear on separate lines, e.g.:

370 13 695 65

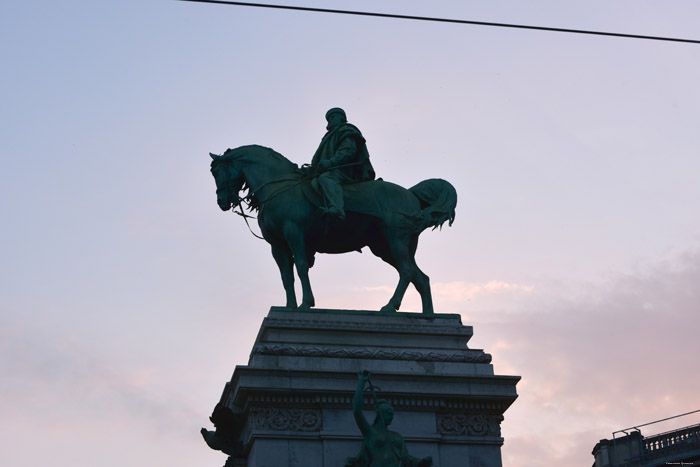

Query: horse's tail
408 178 457 232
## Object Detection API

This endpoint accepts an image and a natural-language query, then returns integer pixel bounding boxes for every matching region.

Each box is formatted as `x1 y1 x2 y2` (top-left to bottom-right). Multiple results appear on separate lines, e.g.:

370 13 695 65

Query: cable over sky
176 0 700 45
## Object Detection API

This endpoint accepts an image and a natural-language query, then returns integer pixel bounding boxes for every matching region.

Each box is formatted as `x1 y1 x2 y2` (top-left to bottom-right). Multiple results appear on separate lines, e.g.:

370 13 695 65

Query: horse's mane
217 144 301 213
221 144 299 171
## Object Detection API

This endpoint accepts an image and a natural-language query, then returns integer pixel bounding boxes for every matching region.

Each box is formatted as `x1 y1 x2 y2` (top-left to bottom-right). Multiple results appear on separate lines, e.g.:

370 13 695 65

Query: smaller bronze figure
306 107 375 220
346 371 433 467
200 403 239 457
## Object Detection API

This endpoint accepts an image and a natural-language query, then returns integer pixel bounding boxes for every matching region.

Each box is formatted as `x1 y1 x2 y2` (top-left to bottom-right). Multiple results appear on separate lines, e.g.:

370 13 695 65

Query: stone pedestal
208 308 520 467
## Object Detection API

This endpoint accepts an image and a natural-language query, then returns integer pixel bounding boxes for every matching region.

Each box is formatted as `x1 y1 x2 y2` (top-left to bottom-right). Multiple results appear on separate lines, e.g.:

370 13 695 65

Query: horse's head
210 150 245 211
210 145 299 211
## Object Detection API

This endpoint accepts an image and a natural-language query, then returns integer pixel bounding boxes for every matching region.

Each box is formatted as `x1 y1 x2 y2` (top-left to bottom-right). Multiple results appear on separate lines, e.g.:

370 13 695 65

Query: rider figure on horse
306 108 376 220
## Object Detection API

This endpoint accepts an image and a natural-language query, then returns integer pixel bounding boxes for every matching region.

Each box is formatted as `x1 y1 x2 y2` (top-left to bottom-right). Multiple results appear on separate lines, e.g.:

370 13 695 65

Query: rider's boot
326 206 346 220
318 175 346 220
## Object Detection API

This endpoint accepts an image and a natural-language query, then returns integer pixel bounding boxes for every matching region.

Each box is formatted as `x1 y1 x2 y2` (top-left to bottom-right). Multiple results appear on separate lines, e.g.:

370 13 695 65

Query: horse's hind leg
387 262 433 314
372 236 412 313
383 263 433 314
271 243 297 309
376 235 434 314
409 236 434 314
409 234 435 314
411 265 433 314
381 273 411 313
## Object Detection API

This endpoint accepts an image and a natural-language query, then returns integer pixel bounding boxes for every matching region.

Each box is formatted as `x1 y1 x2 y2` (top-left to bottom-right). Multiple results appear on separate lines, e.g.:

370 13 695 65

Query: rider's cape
310 123 375 182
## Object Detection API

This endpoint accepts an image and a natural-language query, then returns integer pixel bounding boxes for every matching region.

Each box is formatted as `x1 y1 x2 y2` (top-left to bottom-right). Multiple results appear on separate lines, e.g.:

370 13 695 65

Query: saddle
300 178 422 225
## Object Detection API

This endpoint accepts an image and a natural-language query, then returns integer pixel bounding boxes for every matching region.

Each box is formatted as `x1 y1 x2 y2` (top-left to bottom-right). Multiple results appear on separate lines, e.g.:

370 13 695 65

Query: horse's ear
210 153 219 160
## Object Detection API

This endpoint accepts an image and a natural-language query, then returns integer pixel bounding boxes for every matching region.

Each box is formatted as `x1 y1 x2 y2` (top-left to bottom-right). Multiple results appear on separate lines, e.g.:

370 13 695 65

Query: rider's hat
325 107 347 121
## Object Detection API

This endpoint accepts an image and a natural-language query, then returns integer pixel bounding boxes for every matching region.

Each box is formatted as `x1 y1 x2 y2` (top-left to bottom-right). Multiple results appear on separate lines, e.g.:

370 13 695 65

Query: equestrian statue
209 108 456 314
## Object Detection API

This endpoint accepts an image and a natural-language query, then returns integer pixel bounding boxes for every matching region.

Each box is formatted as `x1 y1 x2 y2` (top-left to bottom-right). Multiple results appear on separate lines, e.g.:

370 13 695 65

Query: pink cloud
473 249 700 466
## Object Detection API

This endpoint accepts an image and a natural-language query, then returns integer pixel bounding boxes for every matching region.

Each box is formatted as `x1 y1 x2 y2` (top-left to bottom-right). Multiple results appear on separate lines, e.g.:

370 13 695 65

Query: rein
232 176 305 241
246 159 365 208
233 198 266 240
224 159 366 240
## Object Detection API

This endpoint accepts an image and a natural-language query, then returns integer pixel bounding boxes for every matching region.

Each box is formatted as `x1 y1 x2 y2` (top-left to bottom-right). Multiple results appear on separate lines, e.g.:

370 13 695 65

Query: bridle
213 159 267 240
214 156 366 240
214 158 304 240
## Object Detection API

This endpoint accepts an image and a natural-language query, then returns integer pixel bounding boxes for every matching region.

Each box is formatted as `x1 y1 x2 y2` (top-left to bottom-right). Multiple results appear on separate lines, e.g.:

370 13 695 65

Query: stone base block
204 308 520 467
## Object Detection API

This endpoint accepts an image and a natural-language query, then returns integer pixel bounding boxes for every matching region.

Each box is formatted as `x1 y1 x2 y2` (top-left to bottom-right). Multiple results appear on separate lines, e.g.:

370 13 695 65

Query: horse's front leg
286 232 315 310
271 243 297 309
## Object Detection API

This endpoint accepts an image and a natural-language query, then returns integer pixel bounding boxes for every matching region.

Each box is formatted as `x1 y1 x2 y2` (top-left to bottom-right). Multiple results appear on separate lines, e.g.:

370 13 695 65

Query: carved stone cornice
242 393 508 413
251 343 491 363
437 413 504 437
263 317 469 336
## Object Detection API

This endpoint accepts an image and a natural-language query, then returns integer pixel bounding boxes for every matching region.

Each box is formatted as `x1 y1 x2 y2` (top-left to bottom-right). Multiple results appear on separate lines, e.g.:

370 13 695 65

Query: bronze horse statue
210 145 456 314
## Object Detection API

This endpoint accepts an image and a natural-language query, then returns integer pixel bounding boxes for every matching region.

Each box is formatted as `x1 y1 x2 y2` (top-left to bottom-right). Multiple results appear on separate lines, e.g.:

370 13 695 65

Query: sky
2 1 700 465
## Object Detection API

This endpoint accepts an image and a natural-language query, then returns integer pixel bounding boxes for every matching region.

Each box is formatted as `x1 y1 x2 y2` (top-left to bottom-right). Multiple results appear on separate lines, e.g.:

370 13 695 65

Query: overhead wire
176 0 700 45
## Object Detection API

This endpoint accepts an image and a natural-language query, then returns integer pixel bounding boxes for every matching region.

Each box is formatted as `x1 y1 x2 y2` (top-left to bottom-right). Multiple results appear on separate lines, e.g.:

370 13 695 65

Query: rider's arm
328 136 358 168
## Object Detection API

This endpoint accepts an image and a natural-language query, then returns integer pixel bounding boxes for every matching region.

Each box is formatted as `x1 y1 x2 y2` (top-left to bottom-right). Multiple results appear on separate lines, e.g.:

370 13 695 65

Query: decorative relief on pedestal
252 343 491 363
248 407 322 432
437 414 504 437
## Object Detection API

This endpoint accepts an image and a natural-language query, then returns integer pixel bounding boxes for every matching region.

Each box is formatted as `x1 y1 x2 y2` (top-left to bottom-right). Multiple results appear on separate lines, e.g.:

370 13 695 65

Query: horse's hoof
299 303 312 310
380 305 397 313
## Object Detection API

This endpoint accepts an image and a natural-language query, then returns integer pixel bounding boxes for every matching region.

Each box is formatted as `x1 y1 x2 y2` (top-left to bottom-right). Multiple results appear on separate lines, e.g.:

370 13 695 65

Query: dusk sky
2 1 699 466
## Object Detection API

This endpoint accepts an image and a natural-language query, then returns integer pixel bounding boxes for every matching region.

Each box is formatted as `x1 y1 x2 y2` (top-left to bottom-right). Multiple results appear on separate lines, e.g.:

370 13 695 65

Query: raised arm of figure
352 370 373 436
